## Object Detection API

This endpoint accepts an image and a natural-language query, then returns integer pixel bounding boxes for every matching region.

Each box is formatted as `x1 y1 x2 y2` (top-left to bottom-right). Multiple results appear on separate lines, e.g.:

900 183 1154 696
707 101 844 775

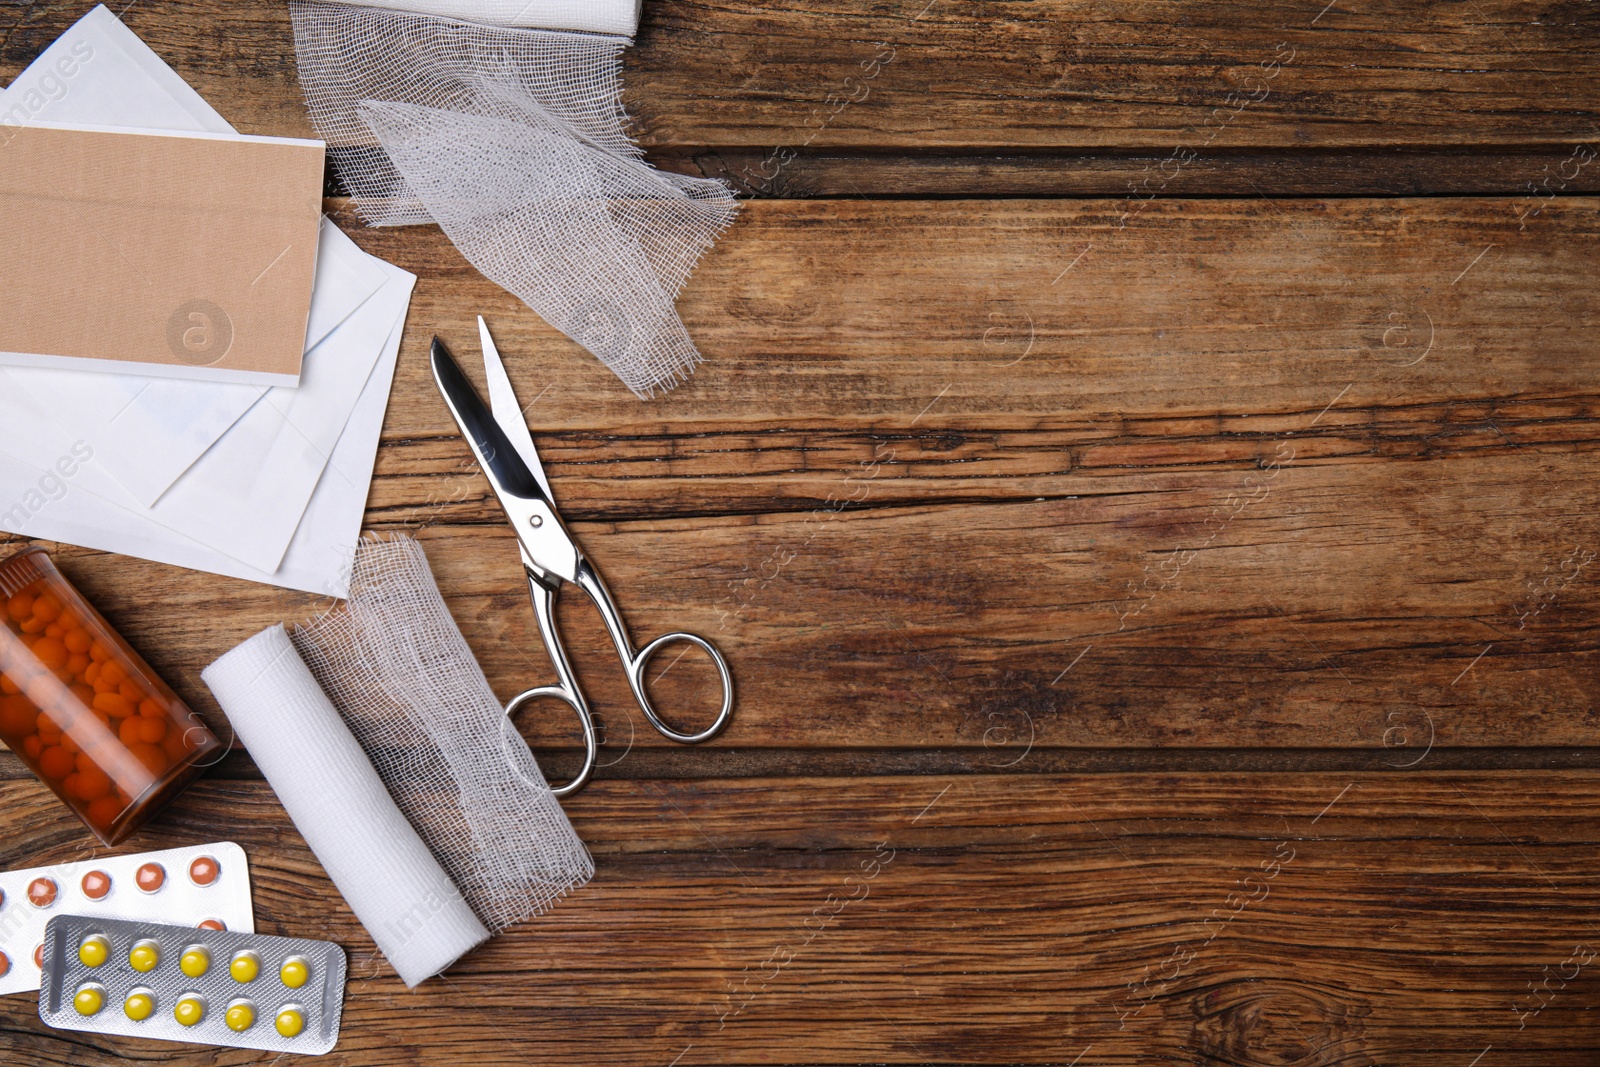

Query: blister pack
39 914 346 1054
0 841 252 995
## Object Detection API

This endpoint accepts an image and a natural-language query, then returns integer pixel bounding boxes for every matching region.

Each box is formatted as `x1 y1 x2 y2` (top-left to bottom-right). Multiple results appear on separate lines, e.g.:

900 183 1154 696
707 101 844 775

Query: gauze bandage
291 1 739 395
204 536 592 987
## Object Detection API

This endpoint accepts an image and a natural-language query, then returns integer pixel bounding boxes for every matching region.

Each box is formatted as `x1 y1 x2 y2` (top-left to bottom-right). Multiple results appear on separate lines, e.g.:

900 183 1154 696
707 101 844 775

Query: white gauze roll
330 0 641 35
201 625 489 987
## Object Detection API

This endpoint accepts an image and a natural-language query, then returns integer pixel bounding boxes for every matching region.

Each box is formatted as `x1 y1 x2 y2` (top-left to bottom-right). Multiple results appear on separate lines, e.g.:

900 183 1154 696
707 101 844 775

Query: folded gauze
290 0 741 396
202 625 489 986
329 0 641 35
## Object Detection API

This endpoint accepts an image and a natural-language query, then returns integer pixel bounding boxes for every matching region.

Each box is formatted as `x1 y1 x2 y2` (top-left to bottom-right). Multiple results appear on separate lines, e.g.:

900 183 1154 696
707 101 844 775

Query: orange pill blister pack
0 842 252 995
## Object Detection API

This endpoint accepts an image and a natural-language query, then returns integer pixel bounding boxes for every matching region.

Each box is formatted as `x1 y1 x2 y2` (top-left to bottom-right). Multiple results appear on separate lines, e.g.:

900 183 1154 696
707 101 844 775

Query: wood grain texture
2 2 1597 173
1 1 1598 1064
6 773 1600 1066
0 196 1594 759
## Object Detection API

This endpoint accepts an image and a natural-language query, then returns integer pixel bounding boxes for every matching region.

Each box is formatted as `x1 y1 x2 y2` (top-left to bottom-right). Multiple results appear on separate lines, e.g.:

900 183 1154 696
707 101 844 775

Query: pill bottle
0 548 221 844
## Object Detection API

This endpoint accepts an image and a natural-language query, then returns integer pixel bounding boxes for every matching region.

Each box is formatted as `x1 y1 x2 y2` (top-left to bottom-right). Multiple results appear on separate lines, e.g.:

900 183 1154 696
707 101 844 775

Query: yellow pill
73 984 104 1016
179 946 211 978
279 957 309 988
275 1006 305 1038
174 995 205 1027
128 940 160 972
225 1001 255 1032
77 935 109 968
123 990 154 1022
229 951 260 983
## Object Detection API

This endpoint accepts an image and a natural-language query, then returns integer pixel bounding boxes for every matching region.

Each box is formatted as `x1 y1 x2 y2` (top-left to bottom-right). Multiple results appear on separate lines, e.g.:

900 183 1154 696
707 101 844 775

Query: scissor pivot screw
529 515 544 528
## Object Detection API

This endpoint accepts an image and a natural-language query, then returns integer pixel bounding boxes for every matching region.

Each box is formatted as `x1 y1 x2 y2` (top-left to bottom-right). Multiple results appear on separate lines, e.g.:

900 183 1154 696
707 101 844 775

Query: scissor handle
504 684 596 798
506 572 599 798
574 558 735 746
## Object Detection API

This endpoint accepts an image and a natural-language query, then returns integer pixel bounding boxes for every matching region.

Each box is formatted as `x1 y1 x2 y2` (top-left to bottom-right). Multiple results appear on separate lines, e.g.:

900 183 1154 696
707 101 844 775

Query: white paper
0 4 414 595
0 4 388 505
0 270 410 597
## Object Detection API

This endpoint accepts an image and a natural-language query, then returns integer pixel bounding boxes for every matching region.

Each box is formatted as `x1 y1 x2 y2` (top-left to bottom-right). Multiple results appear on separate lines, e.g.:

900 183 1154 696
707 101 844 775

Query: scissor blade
431 337 581 583
479 316 554 505
431 337 544 502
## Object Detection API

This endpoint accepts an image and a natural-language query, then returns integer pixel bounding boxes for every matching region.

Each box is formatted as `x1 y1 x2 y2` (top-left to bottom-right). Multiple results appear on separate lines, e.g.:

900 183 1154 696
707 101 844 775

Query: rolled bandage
328 0 642 36
202 626 488 987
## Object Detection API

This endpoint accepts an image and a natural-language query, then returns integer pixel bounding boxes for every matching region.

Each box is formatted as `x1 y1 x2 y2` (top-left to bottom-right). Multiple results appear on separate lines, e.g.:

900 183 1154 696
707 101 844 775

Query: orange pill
138 698 164 719
36 711 62 742
134 863 165 893
86 795 123 828
118 717 144 746
38 745 74 778
28 877 57 907
94 693 134 718
31 594 61 624
137 717 166 744
32 637 68 670
43 622 63 639
81 870 112 899
18 616 45 634
6 591 33 621
88 641 110 663
82 662 100 685
68 683 94 707
161 728 190 762
60 733 81 755
21 734 42 760
63 628 91 655
99 660 126 686
0 673 19 695
119 679 145 703
66 653 90 676
197 919 226 932
130 742 168 776
73 765 111 801
189 856 221 886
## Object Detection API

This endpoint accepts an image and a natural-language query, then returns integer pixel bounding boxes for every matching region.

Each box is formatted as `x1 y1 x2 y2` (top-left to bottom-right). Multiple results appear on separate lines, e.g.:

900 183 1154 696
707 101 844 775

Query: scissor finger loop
628 631 735 745
503 684 597 798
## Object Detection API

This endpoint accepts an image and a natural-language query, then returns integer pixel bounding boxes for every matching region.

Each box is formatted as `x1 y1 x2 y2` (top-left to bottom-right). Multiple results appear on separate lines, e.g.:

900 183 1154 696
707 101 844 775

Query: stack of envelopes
0 6 415 597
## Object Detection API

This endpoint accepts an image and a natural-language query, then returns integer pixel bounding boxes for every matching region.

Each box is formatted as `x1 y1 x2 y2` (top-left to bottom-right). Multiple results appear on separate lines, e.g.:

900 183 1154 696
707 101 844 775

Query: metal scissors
430 318 734 797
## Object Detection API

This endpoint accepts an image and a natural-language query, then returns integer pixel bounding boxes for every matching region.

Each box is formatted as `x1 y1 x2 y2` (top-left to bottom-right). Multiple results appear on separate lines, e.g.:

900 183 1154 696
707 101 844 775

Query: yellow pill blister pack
0 842 252 995
39 914 345 1055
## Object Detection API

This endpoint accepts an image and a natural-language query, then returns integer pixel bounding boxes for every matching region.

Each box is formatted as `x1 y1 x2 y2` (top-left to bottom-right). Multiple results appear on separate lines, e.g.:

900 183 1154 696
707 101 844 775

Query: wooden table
4 1 1599 1063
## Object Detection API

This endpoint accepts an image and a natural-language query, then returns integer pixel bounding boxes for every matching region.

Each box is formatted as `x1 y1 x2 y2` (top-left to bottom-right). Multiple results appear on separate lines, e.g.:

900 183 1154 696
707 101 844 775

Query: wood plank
3 1 1597 165
663 147 1600 199
0 197 1593 755
4 772 1600 1065
12 427 1598 757
348 196 1600 441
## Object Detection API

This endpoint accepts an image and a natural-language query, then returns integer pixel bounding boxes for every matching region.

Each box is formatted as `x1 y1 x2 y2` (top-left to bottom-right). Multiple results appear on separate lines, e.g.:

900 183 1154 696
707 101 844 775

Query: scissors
430 318 734 797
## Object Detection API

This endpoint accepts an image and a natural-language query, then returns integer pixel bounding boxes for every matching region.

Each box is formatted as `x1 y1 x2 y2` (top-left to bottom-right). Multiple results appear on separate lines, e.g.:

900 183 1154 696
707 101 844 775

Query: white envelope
0 4 414 595
8 222 388 505
0 275 410 596
0 4 388 506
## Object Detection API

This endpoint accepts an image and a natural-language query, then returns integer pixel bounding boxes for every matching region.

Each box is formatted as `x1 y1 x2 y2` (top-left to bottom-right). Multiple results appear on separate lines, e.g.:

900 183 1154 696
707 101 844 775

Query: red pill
81 870 111 900
27 877 57 908
188 856 221 887
135 863 165 893
197 919 226 932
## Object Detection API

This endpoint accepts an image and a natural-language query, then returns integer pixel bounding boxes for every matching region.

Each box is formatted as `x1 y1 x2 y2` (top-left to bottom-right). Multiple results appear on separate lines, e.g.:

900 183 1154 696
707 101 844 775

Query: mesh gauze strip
291 536 593 931
290 1 740 395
